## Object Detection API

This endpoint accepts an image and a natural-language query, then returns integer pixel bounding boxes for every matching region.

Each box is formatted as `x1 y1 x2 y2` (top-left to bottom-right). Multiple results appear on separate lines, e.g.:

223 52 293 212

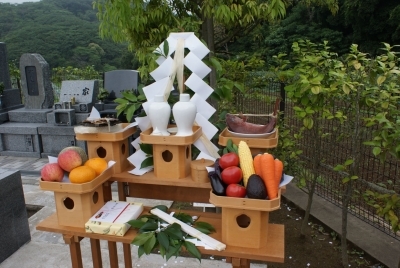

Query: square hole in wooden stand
54 186 105 228
153 144 191 179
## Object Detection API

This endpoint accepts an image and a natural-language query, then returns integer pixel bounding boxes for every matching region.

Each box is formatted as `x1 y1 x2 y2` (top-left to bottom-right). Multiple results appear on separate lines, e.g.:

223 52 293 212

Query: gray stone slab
54 109 76 126
8 108 53 123
0 170 31 263
104 103 117 110
46 112 55 124
0 112 8 124
99 109 117 118
19 53 54 109
59 80 99 104
75 113 90 124
38 125 86 157
37 125 76 135
0 122 46 134
72 102 93 113
1 89 23 108
0 122 44 156
104 70 139 99
0 42 11 90
0 151 42 158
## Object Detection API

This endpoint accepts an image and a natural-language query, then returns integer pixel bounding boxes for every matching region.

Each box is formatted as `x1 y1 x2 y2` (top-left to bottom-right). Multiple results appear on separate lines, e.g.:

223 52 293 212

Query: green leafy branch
114 86 147 122
127 205 215 261
139 143 153 169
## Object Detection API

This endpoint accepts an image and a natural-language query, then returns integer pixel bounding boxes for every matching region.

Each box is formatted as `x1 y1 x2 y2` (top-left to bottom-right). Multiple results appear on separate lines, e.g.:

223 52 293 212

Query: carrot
260 153 277 199
253 154 262 176
274 158 284 188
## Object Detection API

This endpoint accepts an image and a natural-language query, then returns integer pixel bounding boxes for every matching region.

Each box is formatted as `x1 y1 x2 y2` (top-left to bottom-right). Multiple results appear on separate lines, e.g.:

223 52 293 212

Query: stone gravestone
0 170 31 263
58 80 99 104
0 43 24 124
101 70 139 118
0 42 11 90
104 70 139 99
19 53 54 109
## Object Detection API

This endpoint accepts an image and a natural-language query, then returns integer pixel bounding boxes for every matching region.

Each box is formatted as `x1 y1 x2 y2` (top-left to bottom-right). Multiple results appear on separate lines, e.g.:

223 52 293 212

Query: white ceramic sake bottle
172 93 197 136
149 95 170 136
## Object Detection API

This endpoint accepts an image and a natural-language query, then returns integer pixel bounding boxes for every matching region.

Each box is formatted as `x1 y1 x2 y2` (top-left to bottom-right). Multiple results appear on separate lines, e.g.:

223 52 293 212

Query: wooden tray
209 188 281 212
39 166 113 194
140 125 202 145
218 127 278 149
75 123 136 142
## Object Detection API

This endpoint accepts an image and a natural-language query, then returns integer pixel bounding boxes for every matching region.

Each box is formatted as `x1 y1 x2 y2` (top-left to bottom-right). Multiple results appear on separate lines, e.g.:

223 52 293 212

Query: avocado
246 174 267 199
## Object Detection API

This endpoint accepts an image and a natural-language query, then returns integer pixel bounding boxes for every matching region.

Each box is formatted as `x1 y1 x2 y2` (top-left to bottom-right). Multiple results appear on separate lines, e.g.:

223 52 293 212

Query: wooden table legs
62 235 133 268
90 238 102 268
226 257 251 268
123 243 133 268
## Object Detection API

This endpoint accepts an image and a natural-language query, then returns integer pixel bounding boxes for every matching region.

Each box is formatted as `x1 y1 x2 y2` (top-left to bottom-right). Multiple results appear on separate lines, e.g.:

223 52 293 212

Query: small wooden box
141 126 202 180
218 127 279 154
209 189 281 249
54 186 105 228
191 159 214 183
40 167 113 227
75 123 136 173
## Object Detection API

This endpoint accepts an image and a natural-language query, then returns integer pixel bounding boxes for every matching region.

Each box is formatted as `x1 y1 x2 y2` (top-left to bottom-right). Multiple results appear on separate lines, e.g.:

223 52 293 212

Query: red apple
57 149 83 172
41 163 64 182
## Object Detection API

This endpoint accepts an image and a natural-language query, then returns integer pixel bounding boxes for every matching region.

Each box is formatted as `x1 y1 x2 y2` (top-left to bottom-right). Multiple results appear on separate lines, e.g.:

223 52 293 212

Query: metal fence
235 76 400 241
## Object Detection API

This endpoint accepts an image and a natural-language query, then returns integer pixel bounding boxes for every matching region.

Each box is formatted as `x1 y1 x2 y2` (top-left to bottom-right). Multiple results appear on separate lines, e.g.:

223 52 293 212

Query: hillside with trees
0 0 137 71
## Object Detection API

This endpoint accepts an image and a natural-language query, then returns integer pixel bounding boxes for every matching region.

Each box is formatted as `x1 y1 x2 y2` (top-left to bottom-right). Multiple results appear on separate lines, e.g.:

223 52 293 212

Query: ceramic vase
172 94 197 136
149 95 170 136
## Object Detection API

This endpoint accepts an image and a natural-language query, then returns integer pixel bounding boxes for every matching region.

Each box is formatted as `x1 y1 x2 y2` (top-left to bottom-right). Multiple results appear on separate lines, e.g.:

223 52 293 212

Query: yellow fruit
84 158 108 176
69 166 96 184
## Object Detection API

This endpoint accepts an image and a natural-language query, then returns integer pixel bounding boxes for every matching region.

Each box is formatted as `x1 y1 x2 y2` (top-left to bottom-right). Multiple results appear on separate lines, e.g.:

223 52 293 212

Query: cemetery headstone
104 70 139 99
0 42 11 90
0 170 31 263
58 80 99 104
19 53 54 109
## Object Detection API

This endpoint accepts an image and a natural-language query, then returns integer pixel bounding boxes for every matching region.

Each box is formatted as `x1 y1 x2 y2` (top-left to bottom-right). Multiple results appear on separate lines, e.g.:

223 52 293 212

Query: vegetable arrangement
209 139 284 200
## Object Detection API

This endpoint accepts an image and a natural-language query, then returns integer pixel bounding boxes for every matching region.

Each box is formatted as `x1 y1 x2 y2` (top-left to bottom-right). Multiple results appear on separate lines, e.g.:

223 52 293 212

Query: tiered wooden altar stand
36 125 284 268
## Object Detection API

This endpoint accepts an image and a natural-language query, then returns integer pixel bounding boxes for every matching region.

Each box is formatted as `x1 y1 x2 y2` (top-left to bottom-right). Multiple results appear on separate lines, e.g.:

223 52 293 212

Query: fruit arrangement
208 140 283 200
40 146 108 184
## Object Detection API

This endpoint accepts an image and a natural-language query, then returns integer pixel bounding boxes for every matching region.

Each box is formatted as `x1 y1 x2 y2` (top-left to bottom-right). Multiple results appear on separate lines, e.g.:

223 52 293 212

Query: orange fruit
84 158 108 176
69 166 96 184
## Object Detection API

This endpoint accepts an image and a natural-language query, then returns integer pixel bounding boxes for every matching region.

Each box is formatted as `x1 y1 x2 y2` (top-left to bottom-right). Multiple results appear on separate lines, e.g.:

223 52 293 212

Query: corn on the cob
238 141 255 187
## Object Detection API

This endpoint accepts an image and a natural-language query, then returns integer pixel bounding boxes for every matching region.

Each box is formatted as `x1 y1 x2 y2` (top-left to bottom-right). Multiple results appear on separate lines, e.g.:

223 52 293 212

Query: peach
41 163 64 182
58 149 83 172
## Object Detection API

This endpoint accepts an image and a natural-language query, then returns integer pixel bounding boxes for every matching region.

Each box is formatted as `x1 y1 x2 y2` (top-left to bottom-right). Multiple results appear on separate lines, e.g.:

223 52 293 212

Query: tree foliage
0 0 132 70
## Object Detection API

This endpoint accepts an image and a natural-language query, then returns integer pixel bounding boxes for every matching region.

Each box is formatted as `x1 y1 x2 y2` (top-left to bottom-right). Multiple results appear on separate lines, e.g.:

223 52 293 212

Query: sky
0 0 40 3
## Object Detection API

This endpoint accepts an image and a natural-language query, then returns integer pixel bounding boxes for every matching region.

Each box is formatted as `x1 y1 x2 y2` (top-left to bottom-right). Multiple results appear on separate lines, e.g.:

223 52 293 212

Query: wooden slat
63 234 83 268
90 238 103 268
127 183 211 203
118 182 126 201
108 241 118 268
103 182 112 202
123 243 133 268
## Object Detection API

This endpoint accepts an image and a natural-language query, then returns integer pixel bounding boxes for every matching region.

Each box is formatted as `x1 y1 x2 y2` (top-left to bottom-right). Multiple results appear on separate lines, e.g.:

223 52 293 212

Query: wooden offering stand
36 124 285 268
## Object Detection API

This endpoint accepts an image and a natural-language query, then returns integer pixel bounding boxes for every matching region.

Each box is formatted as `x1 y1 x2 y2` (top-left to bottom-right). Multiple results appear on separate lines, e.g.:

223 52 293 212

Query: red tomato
221 166 242 185
226 184 246 198
219 153 240 169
